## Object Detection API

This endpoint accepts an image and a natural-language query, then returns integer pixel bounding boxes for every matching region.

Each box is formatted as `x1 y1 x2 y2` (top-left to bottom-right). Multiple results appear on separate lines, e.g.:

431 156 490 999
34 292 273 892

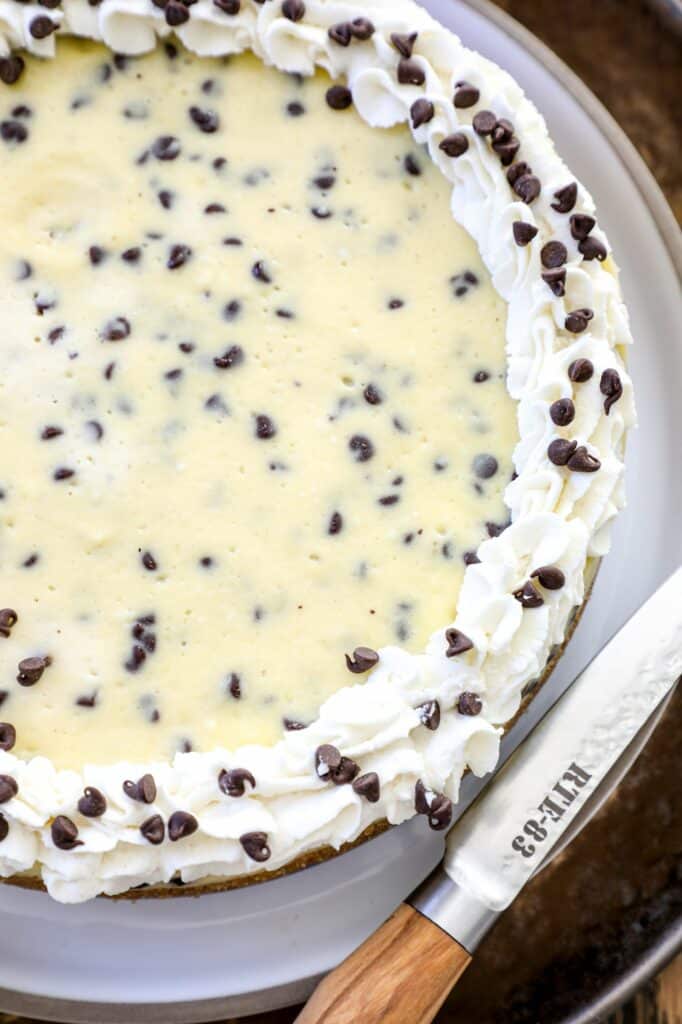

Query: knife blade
296 566 682 1024
410 564 682 948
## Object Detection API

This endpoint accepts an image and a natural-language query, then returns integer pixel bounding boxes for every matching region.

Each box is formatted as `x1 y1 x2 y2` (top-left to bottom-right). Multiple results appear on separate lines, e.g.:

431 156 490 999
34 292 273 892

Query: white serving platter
0 0 679 1019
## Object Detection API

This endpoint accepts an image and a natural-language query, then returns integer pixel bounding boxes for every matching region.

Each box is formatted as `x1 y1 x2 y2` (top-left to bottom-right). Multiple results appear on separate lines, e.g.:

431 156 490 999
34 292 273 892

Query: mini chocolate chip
167 244 192 269
427 793 453 831
390 31 417 57
551 183 578 213
251 259 272 283
326 85 352 110
600 368 623 415
492 118 514 143
283 717 306 731
0 775 18 804
345 646 379 673
570 213 596 241
453 80 480 107
123 773 157 803
547 438 578 466
102 316 131 341
205 203 226 214
352 772 380 802
214 344 244 369
531 565 566 590
445 628 473 658
214 0 240 12
0 724 15 751
513 581 544 608
329 21 352 45
121 247 141 263
513 174 541 204
417 700 440 731
125 644 146 672
315 744 341 781
255 414 276 439
492 136 521 166
141 551 157 571
29 15 57 38
158 190 174 209
349 434 374 462
542 268 566 297
328 511 343 535
165 1 190 25
0 813 7 841
311 205 332 220
189 105 219 133
397 59 425 86
473 370 490 383
350 17 374 39
579 236 608 261
457 692 483 716
227 672 241 699
472 110 497 135
541 241 568 269
240 831 271 862
218 767 256 797
567 445 601 472
86 419 104 441
140 814 165 845
512 221 538 247
286 101 305 117
1 120 28 143
438 133 469 158
17 655 51 686
282 0 304 19
152 135 181 160
404 153 421 176
363 383 382 405
54 467 75 481
0 56 25 86
410 98 434 128
0 609 18 638
486 520 509 538
76 691 98 708
40 423 63 440
568 358 594 382
414 779 430 814
78 786 107 818
473 453 498 479
51 815 82 850
565 308 594 334
550 398 575 426
89 245 107 266
168 810 198 842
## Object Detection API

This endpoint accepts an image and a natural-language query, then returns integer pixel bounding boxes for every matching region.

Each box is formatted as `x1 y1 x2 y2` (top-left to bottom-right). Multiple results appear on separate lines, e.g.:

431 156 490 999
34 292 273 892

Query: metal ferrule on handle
408 868 499 953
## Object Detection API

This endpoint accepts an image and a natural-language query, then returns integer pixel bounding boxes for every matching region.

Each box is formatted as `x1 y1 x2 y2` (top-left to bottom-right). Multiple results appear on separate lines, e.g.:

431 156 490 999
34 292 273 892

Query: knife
295 566 682 1024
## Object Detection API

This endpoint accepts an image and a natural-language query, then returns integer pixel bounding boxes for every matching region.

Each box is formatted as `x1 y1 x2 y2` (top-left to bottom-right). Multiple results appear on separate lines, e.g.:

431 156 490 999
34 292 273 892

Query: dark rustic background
1 1 680 1022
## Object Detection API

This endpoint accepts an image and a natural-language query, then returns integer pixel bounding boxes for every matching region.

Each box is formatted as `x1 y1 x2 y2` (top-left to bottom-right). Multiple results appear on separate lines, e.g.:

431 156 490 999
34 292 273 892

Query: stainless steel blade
410 566 682 950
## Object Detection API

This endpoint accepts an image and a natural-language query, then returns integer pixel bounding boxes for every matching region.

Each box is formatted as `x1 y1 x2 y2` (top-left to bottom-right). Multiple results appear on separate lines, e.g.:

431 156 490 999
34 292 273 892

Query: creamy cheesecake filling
0 40 516 769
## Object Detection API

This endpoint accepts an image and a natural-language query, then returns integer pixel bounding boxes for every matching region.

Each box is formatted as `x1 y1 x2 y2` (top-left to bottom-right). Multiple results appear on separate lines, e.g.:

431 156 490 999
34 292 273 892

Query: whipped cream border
0 0 635 903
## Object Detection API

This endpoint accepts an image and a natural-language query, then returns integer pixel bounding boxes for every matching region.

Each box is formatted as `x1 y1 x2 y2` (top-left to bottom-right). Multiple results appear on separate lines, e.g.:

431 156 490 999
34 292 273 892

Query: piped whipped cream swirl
0 0 635 903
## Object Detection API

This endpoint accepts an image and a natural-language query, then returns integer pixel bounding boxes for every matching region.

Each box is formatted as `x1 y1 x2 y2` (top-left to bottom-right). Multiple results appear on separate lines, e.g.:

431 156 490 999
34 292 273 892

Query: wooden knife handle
294 903 471 1024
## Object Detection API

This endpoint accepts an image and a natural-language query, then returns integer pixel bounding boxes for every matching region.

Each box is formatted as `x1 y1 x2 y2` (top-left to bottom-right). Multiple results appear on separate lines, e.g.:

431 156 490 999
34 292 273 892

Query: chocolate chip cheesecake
0 0 634 902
